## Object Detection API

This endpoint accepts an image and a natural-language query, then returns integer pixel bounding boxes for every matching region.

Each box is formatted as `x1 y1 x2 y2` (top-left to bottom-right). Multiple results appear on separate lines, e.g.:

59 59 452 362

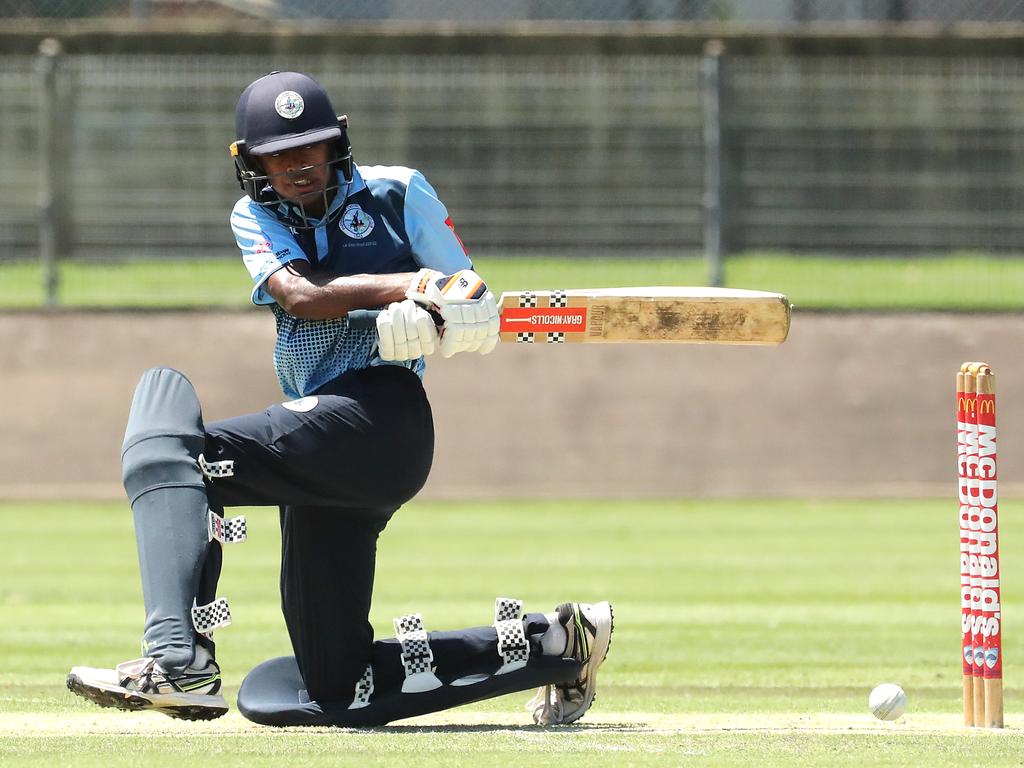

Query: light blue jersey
230 164 472 399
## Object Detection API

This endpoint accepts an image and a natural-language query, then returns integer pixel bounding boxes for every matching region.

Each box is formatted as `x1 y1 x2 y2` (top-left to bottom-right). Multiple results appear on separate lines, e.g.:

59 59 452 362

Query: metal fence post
38 37 64 308
701 39 726 287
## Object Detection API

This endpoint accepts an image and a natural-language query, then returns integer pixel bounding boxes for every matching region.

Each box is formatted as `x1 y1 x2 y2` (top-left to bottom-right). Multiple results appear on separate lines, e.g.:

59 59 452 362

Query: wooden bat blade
498 287 791 345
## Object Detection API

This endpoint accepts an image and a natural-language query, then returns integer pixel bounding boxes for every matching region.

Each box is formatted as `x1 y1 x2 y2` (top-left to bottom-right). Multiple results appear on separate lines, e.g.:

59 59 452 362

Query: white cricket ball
869 683 907 721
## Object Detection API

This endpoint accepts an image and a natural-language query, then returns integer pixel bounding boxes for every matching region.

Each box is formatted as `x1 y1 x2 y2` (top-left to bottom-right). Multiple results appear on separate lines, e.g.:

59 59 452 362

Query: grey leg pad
122 368 214 673
123 367 206 502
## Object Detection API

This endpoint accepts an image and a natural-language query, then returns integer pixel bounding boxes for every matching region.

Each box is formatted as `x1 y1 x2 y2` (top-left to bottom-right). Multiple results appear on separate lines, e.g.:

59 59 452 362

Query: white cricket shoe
66 645 228 721
526 601 614 725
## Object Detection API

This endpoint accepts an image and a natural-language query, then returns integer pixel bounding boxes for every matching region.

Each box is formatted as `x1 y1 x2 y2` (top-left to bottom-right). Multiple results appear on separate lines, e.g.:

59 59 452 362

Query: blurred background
4 7 1022 753
4 1 1024 501
4 1 1024 310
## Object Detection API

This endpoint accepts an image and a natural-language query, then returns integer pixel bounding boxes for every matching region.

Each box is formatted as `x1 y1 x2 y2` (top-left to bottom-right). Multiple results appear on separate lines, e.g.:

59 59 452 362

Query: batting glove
375 299 439 362
407 269 500 358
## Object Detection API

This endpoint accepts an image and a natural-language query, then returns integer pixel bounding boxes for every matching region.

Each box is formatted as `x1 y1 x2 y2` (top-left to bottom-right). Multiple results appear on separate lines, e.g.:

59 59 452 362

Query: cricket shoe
526 601 614 725
66 645 228 721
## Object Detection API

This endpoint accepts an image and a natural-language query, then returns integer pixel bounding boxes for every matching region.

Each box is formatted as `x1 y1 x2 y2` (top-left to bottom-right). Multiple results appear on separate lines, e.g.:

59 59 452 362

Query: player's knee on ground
302 653 372 704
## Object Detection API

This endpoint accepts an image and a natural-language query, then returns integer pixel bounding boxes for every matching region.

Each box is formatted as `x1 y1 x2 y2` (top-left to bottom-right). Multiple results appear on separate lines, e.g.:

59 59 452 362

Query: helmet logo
340 204 374 239
274 91 305 119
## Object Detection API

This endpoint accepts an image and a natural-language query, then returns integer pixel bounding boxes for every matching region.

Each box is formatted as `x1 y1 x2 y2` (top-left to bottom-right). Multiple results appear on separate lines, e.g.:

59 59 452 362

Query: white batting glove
407 268 500 358
375 299 439 362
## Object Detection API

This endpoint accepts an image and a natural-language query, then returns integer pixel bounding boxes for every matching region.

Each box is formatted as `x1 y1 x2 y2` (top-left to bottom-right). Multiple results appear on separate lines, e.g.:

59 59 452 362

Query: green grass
726 252 1024 311
4 252 1024 310
2 498 1023 766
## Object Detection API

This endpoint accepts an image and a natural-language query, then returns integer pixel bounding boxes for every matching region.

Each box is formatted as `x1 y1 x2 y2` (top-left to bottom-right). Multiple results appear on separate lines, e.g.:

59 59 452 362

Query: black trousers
204 365 433 701
201 365 579 724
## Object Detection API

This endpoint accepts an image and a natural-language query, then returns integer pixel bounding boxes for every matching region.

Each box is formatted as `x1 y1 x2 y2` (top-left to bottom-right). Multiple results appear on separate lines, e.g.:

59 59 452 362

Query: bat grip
346 308 443 330
346 309 382 330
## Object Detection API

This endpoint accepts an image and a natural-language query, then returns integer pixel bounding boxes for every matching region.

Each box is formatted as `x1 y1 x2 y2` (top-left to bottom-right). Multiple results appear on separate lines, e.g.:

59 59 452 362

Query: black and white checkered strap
208 510 247 545
348 664 374 709
191 597 231 637
493 597 529 675
515 293 537 343
393 613 443 693
198 453 234 479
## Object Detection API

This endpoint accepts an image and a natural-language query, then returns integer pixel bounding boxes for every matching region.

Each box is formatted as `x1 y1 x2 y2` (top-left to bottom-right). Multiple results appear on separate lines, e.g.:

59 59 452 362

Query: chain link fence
725 56 1024 253
9 48 1024 258
5 29 1024 308
12 53 707 263
4 0 1024 21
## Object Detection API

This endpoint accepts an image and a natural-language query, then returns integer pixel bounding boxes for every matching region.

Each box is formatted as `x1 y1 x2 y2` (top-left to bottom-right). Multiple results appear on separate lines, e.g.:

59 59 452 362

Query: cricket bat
348 287 791 345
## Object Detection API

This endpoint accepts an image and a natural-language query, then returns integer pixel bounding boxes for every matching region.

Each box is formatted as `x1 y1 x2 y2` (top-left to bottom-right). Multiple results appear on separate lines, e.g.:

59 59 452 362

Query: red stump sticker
975 385 1001 680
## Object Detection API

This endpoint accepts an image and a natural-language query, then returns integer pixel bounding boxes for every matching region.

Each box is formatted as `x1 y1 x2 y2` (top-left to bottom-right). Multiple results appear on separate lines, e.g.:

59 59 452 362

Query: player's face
258 142 333 218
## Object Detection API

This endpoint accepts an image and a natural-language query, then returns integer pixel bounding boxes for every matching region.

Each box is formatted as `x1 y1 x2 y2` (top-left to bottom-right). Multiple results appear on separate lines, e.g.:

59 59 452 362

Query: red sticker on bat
500 307 588 333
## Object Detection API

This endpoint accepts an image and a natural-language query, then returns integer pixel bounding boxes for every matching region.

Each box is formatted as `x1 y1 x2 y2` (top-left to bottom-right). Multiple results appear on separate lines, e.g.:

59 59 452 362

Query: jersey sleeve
230 199 309 305
403 171 473 274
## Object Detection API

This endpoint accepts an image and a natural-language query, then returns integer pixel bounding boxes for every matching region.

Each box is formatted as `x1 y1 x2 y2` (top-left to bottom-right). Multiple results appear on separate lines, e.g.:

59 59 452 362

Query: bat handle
346 308 443 330
346 309 383 330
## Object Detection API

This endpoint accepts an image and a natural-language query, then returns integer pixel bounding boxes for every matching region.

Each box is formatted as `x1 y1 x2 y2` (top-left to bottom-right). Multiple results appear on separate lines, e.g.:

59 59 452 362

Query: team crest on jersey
274 91 304 119
340 204 375 239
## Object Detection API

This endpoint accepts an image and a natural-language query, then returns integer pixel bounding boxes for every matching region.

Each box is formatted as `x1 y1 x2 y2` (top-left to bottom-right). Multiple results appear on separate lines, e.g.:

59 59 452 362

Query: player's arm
232 201 438 360
264 260 412 320
266 262 442 361
266 261 499 360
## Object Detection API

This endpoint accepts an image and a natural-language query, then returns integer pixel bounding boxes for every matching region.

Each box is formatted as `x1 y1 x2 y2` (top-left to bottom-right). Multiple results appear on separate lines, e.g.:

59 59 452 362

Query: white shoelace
526 684 563 724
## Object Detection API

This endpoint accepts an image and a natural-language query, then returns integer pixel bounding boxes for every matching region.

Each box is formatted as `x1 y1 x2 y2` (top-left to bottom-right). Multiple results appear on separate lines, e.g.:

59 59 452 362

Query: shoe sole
66 672 228 721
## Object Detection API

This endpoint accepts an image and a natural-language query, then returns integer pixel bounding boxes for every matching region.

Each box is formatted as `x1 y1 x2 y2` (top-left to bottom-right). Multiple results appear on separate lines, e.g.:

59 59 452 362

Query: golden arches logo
979 400 995 415
959 396 977 414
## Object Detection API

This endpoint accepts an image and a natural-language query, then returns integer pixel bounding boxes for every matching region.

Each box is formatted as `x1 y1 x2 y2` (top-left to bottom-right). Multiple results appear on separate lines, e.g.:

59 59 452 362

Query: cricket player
67 71 613 727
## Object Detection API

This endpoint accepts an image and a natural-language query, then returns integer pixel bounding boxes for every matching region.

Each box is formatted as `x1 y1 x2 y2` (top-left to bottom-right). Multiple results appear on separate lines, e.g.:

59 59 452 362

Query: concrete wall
3 310 1021 500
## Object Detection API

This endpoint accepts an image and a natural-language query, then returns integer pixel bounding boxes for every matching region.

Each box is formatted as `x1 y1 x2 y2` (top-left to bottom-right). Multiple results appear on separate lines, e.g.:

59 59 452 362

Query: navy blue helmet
230 71 353 227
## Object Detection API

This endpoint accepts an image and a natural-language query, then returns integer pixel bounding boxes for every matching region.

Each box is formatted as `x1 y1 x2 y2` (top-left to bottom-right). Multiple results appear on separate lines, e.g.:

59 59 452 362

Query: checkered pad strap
494 596 523 622
494 597 529 675
519 292 537 308
550 290 568 307
516 332 535 344
198 453 234 479
547 332 565 344
393 613 443 693
348 664 374 709
191 597 231 637
208 510 247 545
